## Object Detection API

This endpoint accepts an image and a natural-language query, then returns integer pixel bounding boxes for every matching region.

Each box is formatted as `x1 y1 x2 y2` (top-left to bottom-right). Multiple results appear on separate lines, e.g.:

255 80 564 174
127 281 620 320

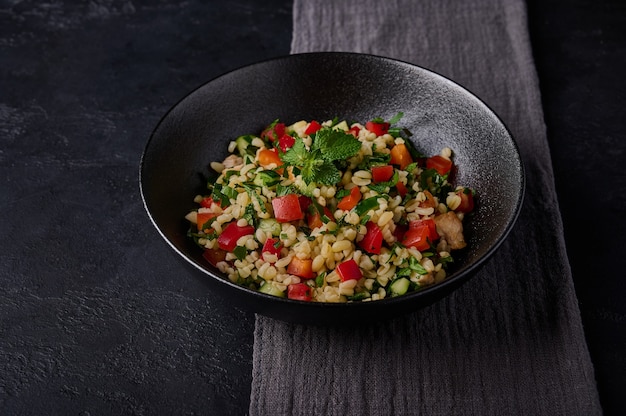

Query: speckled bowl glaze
140 52 525 325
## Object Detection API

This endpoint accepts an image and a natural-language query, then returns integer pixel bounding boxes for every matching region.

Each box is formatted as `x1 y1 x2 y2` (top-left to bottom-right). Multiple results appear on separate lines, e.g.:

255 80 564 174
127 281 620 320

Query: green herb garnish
315 272 326 288
354 196 380 216
408 256 428 275
233 245 247 261
368 170 399 193
281 127 362 185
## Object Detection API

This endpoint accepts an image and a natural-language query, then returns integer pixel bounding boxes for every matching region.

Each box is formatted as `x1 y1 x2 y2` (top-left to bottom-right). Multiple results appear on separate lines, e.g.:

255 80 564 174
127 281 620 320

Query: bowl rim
139 51 526 311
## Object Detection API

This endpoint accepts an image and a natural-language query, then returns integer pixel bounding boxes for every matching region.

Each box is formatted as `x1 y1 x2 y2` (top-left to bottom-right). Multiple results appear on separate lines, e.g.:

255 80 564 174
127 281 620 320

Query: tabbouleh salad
185 113 475 302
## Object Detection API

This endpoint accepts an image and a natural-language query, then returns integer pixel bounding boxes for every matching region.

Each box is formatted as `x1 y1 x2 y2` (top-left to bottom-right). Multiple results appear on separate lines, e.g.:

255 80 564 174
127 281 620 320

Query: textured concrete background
1 1 291 414
1 0 624 414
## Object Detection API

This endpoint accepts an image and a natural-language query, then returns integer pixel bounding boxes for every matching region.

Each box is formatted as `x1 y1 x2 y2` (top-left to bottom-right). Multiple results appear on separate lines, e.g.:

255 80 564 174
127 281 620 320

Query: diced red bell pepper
336 186 361 211
287 257 314 279
357 221 384 254
199 196 220 209
371 165 394 183
426 155 453 175
261 122 285 142
390 143 413 170
272 194 304 223
365 121 390 136
409 218 439 241
278 134 296 152
196 212 217 231
455 188 474 213
217 222 255 251
336 259 362 282
287 283 313 301
202 248 227 266
307 205 333 230
403 219 439 251
393 223 408 242
304 120 322 135
261 237 283 257
347 126 360 137
402 223 431 251
395 181 408 197
298 195 312 213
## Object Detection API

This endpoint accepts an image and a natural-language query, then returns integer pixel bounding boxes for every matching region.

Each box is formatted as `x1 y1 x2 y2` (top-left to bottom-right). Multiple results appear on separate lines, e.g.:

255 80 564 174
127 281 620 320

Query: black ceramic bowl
140 52 524 325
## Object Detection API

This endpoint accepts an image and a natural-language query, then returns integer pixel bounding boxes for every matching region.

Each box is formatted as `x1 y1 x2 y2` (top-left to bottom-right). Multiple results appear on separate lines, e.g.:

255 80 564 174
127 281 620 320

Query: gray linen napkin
250 0 602 415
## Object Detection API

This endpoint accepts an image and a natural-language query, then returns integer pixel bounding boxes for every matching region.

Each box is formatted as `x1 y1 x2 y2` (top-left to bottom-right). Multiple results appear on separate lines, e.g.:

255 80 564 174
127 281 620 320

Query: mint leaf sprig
312 128 362 161
281 126 362 186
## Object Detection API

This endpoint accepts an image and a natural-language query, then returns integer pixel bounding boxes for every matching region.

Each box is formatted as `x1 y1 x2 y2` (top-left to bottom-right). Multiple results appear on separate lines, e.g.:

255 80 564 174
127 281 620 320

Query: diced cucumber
390 277 410 296
348 292 370 301
288 120 308 137
332 120 349 131
258 218 281 236
243 153 255 165
253 170 281 187
258 281 286 297
235 135 257 157
294 178 317 197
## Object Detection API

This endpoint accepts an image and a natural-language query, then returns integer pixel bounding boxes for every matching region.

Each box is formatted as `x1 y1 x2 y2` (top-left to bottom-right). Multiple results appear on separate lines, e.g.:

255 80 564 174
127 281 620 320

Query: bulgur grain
186 116 474 302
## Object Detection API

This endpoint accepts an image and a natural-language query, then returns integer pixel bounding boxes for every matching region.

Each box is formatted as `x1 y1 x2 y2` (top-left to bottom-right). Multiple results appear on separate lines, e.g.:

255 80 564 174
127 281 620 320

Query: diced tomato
199 197 220 209
409 218 439 241
261 237 283 257
217 222 255 251
415 156 427 167
336 259 362 282
307 205 333 230
337 186 361 211
426 155 453 175
261 122 285 142
357 221 384 254
365 121 390 136
371 165 394 183
287 257 314 279
202 248 227 267
196 212 217 231
272 194 304 223
456 188 474 213
347 126 360 137
304 120 322 135
258 148 282 168
390 143 413 170
287 283 313 301
308 211 323 230
396 181 408 197
278 134 296 152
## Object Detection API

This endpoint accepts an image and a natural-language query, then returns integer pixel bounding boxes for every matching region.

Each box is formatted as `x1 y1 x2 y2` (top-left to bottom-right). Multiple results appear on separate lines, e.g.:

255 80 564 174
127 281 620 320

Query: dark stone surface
0 0 624 415
0 1 291 414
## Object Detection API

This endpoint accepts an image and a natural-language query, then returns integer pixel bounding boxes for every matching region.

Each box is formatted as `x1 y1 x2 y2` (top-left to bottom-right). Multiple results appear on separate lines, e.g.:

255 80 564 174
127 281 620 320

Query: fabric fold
250 0 602 414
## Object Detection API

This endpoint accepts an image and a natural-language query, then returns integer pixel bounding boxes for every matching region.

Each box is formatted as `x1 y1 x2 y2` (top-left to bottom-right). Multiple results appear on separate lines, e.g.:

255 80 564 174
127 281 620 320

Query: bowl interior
140 52 524 324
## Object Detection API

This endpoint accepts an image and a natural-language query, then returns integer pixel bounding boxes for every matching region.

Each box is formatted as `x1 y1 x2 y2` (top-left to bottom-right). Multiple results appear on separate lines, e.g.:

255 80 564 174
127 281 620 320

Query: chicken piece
222 154 243 168
434 211 467 250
